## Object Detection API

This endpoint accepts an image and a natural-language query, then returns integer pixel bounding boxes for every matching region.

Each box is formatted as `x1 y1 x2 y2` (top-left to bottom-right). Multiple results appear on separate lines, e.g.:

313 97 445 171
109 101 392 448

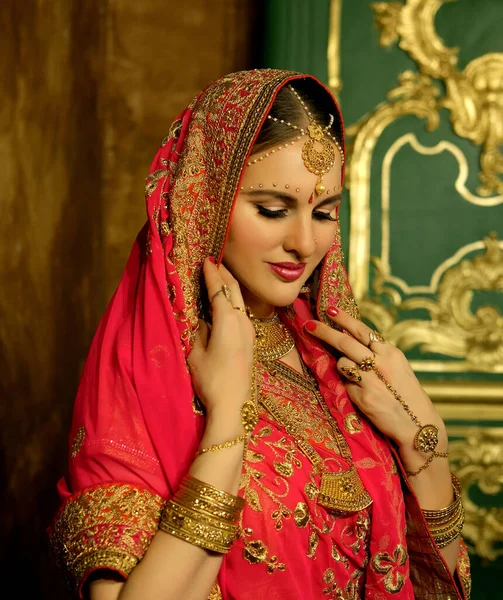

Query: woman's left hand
305 308 448 470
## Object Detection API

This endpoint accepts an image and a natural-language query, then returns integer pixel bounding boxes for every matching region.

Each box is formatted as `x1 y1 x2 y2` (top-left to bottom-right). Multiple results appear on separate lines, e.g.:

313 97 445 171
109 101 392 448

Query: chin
259 286 302 308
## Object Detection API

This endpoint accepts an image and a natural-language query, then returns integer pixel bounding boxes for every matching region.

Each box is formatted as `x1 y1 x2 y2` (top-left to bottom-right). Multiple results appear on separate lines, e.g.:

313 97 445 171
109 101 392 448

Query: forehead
241 139 343 191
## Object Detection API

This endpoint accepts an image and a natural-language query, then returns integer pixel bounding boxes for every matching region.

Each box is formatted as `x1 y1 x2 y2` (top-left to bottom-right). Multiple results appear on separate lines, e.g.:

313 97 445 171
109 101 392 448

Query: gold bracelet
158 475 244 553
159 500 238 553
180 475 245 512
365 365 449 476
405 450 449 477
423 474 465 548
176 488 242 523
196 433 246 456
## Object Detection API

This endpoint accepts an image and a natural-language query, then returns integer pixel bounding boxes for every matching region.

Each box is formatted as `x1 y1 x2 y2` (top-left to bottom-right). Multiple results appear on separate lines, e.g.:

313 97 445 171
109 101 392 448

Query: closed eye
256 205 287 219
313 210 337 222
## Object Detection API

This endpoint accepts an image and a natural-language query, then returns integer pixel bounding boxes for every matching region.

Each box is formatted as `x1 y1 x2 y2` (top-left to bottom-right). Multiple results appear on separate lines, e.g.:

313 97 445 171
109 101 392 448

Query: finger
325 307 388 354
337 357 364 385
218 262 245 309
203 258 233 310
305 320 376 366
193 319 210 349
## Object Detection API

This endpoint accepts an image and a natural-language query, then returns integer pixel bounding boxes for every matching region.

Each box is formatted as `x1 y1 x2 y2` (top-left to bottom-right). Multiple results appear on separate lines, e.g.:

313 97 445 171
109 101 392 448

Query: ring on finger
340 365 362 382
368 330 386 345
359 354 376 371
233 306 248 316
211 285 232 304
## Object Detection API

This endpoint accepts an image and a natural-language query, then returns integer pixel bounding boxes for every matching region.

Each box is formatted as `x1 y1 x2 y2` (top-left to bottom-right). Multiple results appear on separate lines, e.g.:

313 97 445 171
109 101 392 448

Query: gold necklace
249 313 295 361
260 361 373 514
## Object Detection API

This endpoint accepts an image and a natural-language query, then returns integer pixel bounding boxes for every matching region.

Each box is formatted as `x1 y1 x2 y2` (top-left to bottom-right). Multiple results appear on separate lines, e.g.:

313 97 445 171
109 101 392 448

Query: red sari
49 69 470 599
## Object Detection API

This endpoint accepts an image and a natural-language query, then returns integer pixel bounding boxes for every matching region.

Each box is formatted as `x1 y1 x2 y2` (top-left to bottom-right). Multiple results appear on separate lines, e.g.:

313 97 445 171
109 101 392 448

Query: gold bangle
423 475 465 548
176 488 242 523
196 433 246 456
159 500 238 553
179 475 245 512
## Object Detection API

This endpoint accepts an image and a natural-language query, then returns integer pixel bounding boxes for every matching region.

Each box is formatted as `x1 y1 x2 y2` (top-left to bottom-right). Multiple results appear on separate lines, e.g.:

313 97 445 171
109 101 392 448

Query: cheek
316 225 337 256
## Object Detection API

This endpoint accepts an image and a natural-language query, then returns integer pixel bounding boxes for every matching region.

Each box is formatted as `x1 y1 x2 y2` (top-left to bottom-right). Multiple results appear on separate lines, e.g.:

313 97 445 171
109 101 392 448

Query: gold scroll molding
328 0 342 99
448 427 503 561
372 0 503 197
360 231 503 373
340 0 503 377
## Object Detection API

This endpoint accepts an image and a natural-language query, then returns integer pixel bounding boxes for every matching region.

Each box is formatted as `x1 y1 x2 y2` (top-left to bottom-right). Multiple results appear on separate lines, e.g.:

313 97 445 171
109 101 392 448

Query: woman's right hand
187 258 255 432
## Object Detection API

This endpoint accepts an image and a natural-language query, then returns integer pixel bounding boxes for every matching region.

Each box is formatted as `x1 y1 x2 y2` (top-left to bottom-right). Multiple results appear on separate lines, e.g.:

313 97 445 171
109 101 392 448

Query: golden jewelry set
164 305 463 552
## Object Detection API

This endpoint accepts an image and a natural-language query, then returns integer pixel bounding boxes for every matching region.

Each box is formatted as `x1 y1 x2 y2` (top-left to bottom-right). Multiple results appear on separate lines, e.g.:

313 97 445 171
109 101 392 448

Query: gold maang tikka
254 85 344 201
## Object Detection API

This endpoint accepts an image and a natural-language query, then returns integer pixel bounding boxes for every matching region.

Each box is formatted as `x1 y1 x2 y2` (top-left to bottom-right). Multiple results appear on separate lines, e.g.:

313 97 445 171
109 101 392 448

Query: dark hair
251 79 343 157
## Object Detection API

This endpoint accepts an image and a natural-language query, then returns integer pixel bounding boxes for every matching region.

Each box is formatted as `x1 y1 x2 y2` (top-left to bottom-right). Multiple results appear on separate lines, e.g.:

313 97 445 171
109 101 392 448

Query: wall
0 1 259 597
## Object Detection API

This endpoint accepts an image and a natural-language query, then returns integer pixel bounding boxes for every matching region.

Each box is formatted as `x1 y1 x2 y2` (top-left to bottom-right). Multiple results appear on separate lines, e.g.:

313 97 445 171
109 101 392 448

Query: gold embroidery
260 362 372 513
294 502 310 528
145 169 168 198
457 541 471 599
71 426 86 458
242 538 286 574
49 483 163 592
207 582 223 600
160 220 170 239
167 71 298 349
344 413 363 434
308 530 319 558
322 567 362 600
371 544 408 594
318 220 360 327
244 487 262 512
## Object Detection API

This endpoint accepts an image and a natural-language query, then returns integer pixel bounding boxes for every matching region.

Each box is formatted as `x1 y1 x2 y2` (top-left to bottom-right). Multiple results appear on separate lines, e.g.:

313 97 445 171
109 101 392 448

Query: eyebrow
243 189 342 208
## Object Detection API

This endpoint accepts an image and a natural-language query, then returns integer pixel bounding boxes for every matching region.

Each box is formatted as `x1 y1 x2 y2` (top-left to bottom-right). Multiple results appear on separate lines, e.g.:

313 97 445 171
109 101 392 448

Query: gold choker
250 313 295 361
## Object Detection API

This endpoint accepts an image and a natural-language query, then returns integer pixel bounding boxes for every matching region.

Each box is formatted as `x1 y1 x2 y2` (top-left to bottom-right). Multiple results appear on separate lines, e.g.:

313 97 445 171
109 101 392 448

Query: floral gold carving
345 0 503 376
362 233 503 372
449 430 503 561
372 0 503 196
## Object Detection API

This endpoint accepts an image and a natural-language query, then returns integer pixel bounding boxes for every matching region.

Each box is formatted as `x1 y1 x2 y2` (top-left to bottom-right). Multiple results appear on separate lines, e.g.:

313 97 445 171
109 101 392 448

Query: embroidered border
49 483 163 593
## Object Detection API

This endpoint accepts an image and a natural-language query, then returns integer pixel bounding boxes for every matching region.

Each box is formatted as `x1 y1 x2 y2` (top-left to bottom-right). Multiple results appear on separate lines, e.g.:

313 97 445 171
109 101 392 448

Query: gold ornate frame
328 0 503 561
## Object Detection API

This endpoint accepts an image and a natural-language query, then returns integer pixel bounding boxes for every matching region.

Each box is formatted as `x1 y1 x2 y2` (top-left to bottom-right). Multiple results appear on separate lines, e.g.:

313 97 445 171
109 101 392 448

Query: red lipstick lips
268 262 306 282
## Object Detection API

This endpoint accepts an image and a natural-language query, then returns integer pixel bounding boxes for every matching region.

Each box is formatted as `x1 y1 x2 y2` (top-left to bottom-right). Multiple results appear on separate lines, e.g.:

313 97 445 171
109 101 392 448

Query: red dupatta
49 69 468 599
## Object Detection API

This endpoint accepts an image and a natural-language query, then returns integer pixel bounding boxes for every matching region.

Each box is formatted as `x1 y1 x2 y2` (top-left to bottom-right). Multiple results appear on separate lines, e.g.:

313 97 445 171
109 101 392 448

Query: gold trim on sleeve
49 483 163 592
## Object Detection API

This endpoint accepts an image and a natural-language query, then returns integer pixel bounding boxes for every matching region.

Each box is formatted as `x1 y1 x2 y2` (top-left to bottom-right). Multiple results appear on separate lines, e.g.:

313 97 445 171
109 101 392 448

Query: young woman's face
223 138 343 317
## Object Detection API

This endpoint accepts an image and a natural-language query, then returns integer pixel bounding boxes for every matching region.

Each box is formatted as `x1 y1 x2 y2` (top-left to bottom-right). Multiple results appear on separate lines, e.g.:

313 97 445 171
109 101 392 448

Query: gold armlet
159 475 244 554
422 474 465 548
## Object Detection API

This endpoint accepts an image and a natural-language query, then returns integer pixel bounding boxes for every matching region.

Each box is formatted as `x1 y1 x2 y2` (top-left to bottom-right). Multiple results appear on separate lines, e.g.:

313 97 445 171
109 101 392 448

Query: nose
283 215 317 259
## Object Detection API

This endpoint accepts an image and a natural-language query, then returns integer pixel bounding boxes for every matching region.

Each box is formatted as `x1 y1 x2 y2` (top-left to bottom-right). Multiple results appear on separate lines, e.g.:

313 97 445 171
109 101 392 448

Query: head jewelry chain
246 85 344 201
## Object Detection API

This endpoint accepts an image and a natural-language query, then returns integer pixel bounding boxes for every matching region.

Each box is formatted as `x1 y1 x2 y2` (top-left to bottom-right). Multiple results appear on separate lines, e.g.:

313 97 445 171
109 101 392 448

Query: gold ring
233 306 247 315
211 285 232 303
340 365 362 382
359 355 375 371
369 330 386 345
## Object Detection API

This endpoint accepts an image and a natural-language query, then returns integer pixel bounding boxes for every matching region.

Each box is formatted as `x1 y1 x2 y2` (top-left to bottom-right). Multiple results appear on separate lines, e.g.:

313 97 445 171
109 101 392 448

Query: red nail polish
327 306 339 318
208 256 216 264
305 320 317 332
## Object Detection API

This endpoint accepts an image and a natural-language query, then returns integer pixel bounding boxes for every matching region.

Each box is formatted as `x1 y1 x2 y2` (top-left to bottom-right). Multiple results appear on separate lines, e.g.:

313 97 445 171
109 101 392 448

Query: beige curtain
0 1 259 596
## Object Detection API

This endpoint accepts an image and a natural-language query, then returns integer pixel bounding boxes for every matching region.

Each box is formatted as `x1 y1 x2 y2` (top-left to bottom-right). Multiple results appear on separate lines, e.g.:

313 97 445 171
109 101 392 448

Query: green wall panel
263 1 503 597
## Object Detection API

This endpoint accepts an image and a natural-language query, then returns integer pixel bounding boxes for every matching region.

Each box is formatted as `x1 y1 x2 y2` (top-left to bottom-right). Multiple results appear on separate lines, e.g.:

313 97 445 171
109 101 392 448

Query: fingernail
208 256 216 264
327 306 339 318
304 320 317 332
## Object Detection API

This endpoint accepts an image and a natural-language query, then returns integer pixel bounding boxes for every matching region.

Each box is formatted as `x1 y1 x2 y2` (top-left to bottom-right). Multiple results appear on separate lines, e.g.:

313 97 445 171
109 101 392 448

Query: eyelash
256 205 337 222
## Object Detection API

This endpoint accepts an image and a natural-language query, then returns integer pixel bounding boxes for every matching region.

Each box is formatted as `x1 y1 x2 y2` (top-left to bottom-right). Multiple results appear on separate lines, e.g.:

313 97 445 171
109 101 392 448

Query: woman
50 69 470 599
